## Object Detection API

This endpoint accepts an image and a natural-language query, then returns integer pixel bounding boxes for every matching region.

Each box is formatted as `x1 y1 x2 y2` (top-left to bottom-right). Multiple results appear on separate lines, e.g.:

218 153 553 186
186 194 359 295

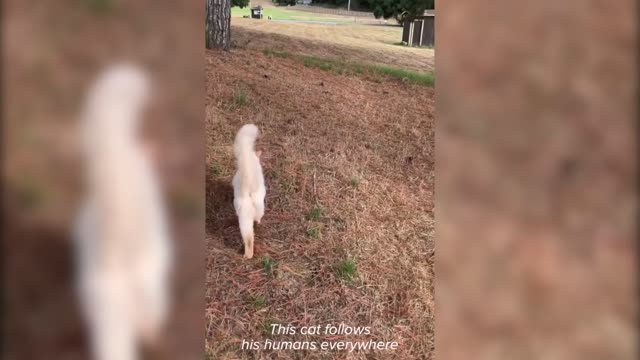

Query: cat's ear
255 150 262 158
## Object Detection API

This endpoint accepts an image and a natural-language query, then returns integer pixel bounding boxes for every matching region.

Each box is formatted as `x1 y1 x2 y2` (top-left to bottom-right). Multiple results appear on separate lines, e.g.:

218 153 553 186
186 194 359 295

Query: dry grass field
206 22 435 359
232 18 433 72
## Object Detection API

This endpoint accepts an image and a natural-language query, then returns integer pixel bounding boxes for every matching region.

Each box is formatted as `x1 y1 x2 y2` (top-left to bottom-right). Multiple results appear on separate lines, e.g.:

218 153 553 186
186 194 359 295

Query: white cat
232 124 266 259
74 63 172 360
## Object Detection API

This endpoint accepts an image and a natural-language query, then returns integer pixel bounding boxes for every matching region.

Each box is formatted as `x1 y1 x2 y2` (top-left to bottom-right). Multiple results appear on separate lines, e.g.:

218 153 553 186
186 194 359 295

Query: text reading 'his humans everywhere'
241 323 400 352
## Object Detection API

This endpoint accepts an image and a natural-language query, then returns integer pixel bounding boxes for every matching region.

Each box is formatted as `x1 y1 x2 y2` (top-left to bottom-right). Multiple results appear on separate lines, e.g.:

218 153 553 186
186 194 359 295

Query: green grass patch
232 90 248 106
232 6 350 22
263 48 292 59
261 318 280 336
307 224 320 239
210 164 222 177
303 57 335 71
250 295 267 309
262 48 435 86
302 56 340 72
335 258 357 280
349 176 360 189
307 206 325 221
260 257 276 273
372 64 435 86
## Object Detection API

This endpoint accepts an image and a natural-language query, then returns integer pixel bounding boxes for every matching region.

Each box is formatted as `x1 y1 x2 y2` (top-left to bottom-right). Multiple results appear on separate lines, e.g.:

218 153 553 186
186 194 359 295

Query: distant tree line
273 0 297 6
234 0 250 7
271 0 434 24
307 0 348 6
366 0 434 23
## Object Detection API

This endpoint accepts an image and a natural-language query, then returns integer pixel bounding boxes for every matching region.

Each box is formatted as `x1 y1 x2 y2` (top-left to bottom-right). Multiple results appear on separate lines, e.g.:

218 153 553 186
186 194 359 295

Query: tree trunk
206 0 231 50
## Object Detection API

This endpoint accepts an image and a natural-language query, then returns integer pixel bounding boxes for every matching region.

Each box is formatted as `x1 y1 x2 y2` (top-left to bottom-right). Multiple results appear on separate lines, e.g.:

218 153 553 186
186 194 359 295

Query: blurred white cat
232 124 266 259
74 63 172 360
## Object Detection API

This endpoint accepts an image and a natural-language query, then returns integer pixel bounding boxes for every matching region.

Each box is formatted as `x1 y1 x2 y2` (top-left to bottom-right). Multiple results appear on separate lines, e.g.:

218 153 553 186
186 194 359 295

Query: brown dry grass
232 19 434 72
205 28 435 359
436 1 636 359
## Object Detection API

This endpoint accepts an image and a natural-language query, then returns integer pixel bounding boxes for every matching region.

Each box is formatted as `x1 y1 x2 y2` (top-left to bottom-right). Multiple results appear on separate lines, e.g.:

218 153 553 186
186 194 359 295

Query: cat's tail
81 63 150 159
233 124 259 159
76 64 155 360
238 205 255 259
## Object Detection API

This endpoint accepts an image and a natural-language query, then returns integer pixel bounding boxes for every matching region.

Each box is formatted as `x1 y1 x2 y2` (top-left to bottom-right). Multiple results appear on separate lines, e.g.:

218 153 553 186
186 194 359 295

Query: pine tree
370 0 434 25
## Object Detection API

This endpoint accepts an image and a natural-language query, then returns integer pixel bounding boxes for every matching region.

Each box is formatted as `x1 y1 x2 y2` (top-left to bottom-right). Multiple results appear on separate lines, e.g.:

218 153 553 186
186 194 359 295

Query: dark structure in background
402 13 434 47
250 5 264 19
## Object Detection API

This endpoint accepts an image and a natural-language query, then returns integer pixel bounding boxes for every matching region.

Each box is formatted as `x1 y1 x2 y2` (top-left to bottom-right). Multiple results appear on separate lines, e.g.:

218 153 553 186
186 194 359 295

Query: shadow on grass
206 174 245 255
4 218 90 358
